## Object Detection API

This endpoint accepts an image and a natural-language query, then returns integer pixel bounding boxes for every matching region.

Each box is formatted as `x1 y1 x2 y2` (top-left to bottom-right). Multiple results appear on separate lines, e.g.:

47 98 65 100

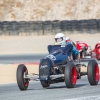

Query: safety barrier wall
0 19 100 36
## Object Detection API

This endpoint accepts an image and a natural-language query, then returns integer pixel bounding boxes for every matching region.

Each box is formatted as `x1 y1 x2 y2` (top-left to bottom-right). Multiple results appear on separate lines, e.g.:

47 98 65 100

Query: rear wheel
16 64 29 90
87 60 99 85
96 54 100 60
64 61 77 88
80 51 84 59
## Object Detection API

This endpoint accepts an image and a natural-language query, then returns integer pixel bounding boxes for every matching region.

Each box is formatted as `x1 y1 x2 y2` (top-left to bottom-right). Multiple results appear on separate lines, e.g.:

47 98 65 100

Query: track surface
0 76 100 100
0 53 47 64
0 53 100 64
0 54 100 100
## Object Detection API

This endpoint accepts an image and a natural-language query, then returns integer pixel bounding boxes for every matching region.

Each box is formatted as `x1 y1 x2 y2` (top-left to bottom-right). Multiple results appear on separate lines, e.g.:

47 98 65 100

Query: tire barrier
9 21 19 35
2 21 10 35
52 20 61 35
18 21 26 35
96 19 100 33
35 21 43 35
87 19 98 34
29 21 43 35
0 22 2 35
60 20 71 34
70 20 78 34
0 19 100 36
43 21 52 35
78 20 88 33
25 21 35 35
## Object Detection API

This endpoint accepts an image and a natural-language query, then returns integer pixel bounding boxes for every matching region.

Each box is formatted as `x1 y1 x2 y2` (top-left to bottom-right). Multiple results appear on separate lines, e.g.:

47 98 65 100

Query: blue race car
16 44 99 90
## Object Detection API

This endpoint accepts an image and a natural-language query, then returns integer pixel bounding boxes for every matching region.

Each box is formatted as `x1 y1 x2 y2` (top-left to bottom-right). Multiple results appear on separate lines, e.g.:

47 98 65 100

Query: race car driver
54 33 79 60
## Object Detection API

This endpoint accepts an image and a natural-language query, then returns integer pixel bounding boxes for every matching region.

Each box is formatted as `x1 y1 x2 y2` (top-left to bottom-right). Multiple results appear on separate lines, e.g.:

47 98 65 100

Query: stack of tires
25 21 35 35
78 20 88 33
87 19 98 34
18 21 26 35
70 20 78 34
52 20 61 34
0 22 2 35
34 21 43 35
43 21 52 35
60 20 71 34
9 21 19 35
2 21 10 35
96 19 100 33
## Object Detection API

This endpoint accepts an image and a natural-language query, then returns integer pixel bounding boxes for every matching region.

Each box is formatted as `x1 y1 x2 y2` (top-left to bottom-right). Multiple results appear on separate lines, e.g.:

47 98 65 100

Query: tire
87 60 99 85
64 61 77 88
78 20 88 33
2 21 10 35
40 81 50 88
80 51 84 59
9 21 19 35
39 59 50 88
16 64 29 90
96 54 100 60
18 21 26 35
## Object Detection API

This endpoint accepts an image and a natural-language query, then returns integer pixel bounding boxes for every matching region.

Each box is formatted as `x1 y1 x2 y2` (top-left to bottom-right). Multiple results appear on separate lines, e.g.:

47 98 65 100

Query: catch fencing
0 19 99 35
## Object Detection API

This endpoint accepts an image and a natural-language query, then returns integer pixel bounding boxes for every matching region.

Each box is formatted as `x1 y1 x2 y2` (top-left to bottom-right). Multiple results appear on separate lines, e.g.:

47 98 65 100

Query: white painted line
62 95 100 100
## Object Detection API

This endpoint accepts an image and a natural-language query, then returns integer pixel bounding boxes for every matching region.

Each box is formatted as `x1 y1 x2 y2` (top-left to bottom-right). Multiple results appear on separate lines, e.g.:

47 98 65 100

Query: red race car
91 43 100 60
76 41 90 59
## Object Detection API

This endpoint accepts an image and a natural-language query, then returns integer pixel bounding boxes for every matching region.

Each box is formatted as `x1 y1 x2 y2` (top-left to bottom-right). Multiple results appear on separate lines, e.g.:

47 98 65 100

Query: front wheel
40 81 50 88
87 60 99 85
16 64 29 90
64 61 77 88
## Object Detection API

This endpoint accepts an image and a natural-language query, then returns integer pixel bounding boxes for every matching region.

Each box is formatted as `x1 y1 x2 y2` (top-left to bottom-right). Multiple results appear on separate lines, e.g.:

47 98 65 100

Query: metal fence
0 19 100 35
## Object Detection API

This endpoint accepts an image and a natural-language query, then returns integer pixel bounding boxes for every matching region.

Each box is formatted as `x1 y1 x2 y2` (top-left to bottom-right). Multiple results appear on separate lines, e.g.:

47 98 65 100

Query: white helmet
55 33 66 45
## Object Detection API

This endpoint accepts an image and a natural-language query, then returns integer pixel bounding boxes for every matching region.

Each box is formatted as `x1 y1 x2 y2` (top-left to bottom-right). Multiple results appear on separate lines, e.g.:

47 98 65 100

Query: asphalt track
0 53 47 64
0 54 100 100
0 76 100 100
0 53 100 64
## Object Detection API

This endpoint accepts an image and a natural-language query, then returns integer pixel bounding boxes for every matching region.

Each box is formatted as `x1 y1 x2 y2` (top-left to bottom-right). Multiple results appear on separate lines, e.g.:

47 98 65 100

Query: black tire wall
0 19 100 35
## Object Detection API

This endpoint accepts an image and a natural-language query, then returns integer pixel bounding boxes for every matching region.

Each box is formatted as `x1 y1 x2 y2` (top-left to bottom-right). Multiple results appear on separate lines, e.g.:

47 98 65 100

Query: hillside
0 0 100 21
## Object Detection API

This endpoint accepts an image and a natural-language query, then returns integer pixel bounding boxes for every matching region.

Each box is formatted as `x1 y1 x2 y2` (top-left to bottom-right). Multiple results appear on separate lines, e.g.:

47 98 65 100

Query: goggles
55 37 63 42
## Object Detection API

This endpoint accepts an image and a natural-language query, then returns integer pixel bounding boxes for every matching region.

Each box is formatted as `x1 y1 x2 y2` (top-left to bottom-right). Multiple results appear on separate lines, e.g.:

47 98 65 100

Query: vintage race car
76 41 91 59
91 43 100 60
16 44 99 90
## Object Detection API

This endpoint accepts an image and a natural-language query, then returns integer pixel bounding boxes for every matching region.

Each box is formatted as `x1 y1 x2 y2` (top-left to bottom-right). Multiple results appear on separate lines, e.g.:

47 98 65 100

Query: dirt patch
0 34 100 54
0 64 39 84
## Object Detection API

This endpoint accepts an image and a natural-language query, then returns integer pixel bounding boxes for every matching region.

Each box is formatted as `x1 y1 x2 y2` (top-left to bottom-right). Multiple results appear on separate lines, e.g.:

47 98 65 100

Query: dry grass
0 0 100 21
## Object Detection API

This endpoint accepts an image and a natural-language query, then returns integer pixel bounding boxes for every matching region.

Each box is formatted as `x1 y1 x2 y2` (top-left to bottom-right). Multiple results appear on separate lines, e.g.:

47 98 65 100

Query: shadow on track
27 83 87 91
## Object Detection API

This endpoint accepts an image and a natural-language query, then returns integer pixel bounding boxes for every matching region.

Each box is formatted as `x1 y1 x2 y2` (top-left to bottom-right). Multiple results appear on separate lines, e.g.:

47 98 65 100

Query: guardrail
0 19 99 35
